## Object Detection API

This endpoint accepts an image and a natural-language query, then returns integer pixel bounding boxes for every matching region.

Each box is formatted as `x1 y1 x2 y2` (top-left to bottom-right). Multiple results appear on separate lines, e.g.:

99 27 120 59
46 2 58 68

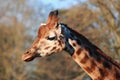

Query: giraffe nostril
25 51 30 54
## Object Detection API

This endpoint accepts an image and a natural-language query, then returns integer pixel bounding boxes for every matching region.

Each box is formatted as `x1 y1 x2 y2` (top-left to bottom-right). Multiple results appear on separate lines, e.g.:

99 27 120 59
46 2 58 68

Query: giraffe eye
47 36 56 40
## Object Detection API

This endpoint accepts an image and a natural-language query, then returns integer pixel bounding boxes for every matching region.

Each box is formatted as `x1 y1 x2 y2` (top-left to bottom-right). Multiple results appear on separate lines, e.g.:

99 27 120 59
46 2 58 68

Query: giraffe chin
22 53 41 62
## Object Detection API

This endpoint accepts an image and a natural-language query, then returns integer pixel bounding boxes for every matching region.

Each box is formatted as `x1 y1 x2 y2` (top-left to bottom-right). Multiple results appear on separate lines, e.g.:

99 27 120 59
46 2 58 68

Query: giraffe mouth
22 51 41 62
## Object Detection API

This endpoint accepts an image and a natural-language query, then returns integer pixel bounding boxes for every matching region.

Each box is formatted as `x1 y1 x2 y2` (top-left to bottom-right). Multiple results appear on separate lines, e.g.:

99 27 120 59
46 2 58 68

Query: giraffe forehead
38 25 50 38
37 23 62 39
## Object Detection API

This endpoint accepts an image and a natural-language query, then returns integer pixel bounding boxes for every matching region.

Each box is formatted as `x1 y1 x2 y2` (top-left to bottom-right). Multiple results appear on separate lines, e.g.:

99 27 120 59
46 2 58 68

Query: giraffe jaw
22 52 41 62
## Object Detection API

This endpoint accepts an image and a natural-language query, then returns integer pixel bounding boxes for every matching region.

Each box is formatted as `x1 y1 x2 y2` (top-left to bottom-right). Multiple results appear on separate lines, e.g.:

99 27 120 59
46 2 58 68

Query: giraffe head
22 10 66 62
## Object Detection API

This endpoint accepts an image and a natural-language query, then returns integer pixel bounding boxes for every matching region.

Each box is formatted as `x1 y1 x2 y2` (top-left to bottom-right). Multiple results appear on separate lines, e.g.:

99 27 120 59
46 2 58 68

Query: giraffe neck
60 23 120 80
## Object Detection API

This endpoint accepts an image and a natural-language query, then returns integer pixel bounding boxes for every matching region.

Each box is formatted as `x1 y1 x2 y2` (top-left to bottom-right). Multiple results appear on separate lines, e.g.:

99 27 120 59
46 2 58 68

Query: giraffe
22 10 120 80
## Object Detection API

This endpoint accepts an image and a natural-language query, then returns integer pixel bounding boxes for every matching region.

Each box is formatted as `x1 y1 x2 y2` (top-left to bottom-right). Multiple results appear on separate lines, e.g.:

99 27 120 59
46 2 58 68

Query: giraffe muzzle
22 49 41 62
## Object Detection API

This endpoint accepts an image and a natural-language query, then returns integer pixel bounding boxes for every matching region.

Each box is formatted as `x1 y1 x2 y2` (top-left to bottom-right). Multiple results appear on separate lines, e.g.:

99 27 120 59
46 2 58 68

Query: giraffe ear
47 10 59 27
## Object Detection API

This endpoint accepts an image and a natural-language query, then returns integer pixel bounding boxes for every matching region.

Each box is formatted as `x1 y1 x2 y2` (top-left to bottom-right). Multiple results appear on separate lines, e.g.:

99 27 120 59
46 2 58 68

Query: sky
41 0 78 9
0 0 87 37
25 0 87 37
29 0 87 9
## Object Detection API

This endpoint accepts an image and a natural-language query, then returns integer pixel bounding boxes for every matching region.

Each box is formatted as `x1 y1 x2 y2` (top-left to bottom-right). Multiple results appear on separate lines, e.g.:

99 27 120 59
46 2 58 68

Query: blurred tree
0 18 29 80
88 0 120 60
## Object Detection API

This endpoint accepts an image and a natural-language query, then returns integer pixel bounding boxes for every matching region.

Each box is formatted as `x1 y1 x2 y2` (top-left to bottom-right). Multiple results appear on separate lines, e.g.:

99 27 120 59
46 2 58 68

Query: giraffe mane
96 48 120 69
61 23 120 69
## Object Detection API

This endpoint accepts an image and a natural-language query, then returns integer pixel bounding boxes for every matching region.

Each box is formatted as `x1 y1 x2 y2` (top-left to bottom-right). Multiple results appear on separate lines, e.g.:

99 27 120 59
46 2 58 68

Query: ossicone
49 10 58 17
47 10 59 25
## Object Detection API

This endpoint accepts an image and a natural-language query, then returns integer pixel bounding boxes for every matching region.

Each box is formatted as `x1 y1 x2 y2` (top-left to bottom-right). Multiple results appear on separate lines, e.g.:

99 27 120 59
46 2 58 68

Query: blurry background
0 0 120 80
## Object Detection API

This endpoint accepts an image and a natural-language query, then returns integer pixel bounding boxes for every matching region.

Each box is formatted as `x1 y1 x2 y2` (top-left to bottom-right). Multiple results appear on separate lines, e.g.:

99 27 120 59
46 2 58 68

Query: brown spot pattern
84 66 93 74
99 68 108 79
50 47 56 51
45 46 50 49
90 60 96 72
76 48 82 55
57 48 61 51
83 60 96 74
80 54 89 64
58 40 62 46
